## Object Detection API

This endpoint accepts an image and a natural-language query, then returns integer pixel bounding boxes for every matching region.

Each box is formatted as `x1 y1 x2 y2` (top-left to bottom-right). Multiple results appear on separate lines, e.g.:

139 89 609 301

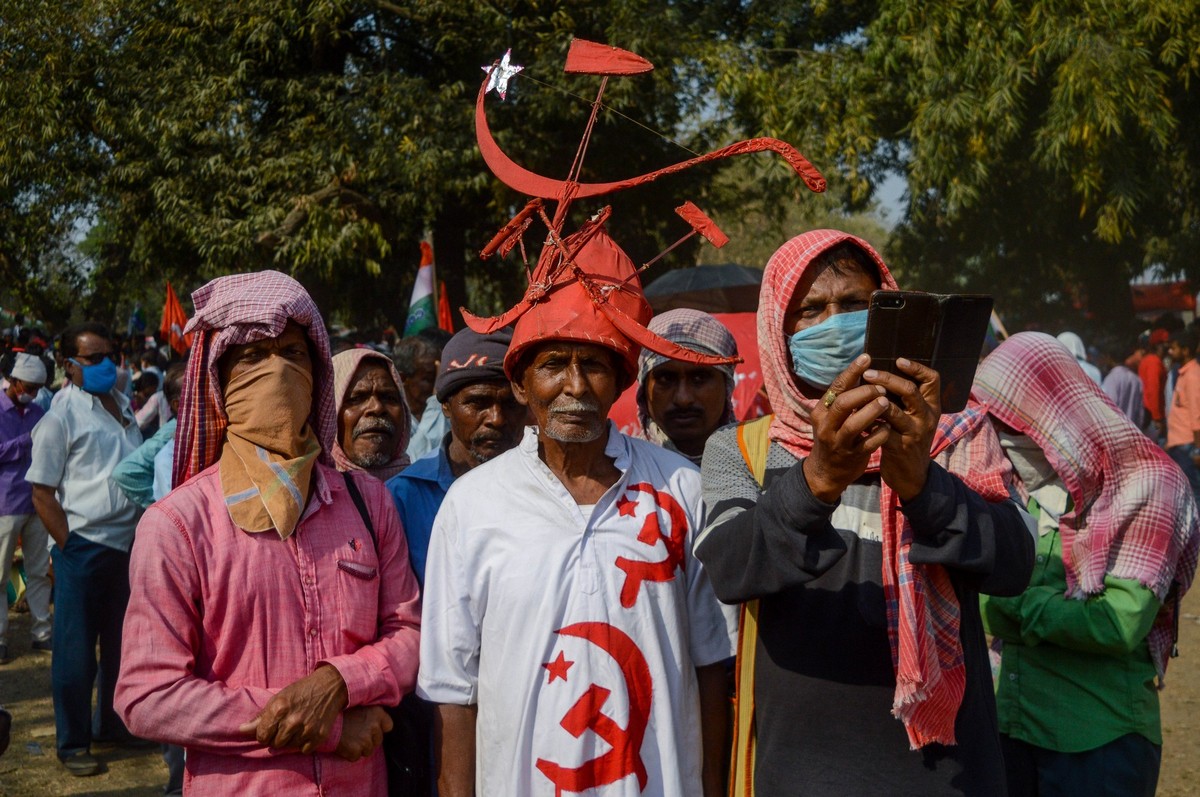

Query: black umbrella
642 263 763 314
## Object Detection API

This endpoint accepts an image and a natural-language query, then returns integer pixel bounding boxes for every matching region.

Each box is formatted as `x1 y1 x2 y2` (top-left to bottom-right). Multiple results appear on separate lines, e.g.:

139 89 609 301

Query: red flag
563 38 654 76
160 282 193 355
437 280 455 333
675 201 729 248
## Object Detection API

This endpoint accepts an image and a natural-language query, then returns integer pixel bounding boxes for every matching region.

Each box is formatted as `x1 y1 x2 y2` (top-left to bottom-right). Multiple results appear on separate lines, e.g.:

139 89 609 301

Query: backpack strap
342 471 378 554
736 415 774 487
730 415 773 797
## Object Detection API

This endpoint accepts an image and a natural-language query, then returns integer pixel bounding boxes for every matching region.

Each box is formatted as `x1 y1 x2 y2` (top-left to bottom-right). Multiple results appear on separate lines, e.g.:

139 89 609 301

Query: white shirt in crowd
26 384 142 551
418 423 735 796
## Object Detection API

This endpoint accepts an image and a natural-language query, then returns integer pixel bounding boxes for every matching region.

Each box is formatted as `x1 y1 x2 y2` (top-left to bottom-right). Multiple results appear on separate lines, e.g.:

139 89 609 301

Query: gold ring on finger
822 389 839 408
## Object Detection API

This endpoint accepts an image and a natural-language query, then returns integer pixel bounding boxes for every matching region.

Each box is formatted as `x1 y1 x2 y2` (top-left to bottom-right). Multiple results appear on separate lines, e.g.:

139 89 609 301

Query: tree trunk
1078 246 1137 329
434 203 469 330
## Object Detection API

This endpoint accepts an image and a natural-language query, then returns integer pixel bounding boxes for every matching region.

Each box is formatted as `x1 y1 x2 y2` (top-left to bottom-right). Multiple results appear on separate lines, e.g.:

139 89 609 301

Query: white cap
10 352 47 386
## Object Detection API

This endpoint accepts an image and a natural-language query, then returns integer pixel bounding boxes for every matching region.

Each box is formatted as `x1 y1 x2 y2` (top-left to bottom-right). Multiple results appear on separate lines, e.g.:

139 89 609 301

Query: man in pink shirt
116 271 421 796
1166 328 1200 501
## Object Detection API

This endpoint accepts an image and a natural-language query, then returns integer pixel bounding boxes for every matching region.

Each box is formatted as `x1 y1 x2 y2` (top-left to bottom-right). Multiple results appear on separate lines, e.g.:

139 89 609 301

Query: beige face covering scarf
219 356 321 538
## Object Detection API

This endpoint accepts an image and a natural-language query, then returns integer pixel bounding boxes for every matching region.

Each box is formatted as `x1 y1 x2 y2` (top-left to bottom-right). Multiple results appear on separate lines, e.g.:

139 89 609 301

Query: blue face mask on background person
70 357 118 395
788 309 868 390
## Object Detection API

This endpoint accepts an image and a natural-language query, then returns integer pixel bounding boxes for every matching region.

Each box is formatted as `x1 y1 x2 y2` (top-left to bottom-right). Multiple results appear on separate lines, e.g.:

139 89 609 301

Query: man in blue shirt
112 363 185 509
386 327 526 585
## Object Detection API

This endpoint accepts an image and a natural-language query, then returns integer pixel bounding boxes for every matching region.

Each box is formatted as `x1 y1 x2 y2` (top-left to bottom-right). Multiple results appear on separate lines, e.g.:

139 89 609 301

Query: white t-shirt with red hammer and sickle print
418 424 736 796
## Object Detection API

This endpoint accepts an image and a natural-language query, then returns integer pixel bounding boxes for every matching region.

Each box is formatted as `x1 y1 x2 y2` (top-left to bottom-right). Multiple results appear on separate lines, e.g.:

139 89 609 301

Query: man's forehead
789 263 878 305
232 323 308 351
455 379 512 398
650 360 721 378
350 361 400 390
271 323 309 345
531 341 614 360
76 332 113 352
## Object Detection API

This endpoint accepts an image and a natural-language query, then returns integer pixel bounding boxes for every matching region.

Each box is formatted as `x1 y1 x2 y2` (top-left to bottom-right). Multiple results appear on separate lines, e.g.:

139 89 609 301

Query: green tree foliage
698 158 892 272
709 0 1200 332
0 0 770 333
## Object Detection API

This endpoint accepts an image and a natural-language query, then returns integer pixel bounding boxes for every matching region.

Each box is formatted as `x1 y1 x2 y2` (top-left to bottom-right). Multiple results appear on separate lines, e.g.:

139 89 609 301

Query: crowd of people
0 228 1197 797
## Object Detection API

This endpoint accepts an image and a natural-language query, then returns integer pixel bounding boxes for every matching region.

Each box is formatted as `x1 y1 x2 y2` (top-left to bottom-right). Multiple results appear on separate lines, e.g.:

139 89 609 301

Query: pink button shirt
116 462 421 796
1167 360 1200 449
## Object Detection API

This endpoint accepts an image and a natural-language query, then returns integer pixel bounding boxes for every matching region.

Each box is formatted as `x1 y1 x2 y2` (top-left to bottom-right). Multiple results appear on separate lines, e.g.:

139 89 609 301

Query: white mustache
352 417 396 439
549 399 599 415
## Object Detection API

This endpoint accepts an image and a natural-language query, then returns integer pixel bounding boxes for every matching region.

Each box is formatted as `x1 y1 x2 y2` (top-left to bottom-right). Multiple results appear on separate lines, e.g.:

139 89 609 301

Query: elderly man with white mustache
417 229 738 797
331 348 412 482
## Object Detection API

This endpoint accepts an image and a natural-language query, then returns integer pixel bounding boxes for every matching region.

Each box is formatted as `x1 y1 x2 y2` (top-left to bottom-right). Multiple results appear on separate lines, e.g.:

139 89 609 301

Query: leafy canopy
1 0 784 332
708 0 1200 331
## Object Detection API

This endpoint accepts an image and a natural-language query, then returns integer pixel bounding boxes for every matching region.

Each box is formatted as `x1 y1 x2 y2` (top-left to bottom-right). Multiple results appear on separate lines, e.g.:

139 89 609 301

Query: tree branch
257 176 374 249
370 0 411 19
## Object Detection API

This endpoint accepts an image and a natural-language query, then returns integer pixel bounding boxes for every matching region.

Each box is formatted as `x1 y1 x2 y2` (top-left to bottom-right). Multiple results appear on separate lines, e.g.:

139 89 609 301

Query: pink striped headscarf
173 271 337 487
759 230 1014 748
974 332 1200 678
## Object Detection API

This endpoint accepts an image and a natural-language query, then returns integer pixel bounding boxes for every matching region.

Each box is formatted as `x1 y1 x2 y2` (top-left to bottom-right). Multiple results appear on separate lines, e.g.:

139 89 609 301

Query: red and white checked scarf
173 271 337 487
759 229 1013 747
760 229 899 461
974 332 1200 679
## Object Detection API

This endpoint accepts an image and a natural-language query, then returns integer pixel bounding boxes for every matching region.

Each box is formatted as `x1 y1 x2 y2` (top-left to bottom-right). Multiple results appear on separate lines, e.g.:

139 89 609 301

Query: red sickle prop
475 75 827 202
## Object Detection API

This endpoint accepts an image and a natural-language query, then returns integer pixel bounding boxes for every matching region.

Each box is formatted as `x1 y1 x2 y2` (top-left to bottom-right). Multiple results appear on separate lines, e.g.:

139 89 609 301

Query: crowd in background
0 255 1197 797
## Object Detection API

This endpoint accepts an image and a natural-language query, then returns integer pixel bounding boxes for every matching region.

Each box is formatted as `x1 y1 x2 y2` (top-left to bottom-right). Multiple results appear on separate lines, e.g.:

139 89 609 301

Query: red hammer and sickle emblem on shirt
613 483 689 608
535 622 653 794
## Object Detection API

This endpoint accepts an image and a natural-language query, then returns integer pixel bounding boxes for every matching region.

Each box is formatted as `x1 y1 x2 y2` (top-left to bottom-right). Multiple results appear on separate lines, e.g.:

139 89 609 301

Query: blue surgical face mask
70 357 118 395
787 309 868 390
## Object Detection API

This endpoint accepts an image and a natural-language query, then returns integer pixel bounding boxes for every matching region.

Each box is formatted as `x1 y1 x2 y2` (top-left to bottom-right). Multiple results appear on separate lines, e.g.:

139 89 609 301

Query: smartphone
864 290 994 413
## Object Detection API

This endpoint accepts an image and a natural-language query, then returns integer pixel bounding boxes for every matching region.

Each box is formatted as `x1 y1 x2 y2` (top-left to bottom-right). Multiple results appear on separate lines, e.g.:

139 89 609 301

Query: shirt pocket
335 553 381 647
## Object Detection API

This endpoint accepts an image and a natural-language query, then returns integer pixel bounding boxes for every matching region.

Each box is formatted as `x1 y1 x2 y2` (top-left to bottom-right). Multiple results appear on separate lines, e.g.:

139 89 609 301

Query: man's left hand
862 358 940 501
335 706 393 762
238 664 349 753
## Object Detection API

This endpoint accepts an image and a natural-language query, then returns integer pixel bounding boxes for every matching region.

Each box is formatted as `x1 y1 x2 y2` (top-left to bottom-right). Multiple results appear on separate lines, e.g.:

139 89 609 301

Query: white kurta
418 424 735 796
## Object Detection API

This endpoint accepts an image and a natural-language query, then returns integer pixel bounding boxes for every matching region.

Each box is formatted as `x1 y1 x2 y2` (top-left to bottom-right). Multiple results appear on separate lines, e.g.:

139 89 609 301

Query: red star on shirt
542 651 574 683
616 495 639 517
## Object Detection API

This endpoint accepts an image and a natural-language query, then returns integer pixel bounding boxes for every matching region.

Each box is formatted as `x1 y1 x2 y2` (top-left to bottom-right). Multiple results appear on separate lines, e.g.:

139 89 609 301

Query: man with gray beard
385 327 525 587
384 327 525 796
417 235 737 797
331 349 412 482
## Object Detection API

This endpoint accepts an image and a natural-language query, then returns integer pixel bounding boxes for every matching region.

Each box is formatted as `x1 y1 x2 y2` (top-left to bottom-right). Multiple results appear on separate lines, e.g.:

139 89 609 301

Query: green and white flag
403 241 436 336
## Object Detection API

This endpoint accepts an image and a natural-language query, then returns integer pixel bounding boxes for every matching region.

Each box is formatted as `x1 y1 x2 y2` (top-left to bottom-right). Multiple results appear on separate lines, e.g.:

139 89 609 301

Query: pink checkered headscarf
759 229 897 458
974 332 1200 678
757 229 1016 748
172 271 337 487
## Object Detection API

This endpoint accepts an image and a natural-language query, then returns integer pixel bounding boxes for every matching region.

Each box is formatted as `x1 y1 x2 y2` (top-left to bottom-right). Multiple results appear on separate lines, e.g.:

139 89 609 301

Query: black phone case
864 291 993 413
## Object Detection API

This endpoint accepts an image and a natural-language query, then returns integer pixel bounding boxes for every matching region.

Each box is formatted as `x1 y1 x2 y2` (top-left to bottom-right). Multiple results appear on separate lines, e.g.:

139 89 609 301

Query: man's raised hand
803 354 891 503
862 357 940 501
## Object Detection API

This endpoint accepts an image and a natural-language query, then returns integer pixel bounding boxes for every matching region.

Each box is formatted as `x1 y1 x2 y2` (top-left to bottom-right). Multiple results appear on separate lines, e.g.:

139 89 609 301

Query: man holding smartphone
695 229 1034 796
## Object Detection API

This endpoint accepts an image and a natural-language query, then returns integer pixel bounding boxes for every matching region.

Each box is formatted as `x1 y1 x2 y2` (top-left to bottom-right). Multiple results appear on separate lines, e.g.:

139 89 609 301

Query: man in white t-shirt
418 223 739 797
